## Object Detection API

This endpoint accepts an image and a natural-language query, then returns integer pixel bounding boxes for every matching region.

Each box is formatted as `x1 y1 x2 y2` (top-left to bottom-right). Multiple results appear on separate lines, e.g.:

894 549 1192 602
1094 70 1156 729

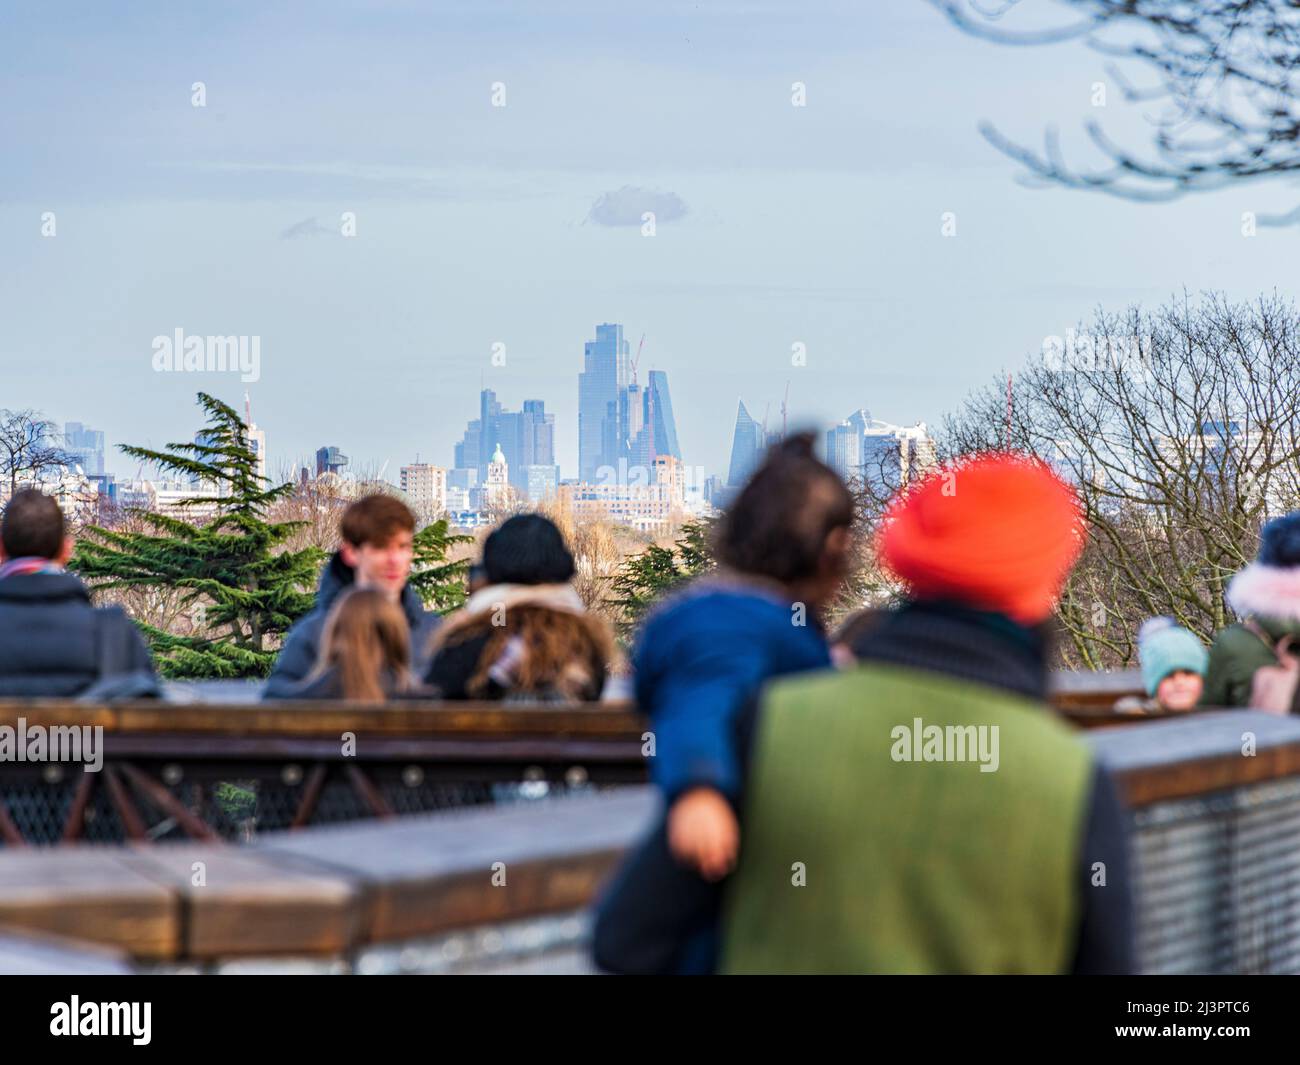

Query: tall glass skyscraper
645 370 682 461
825 408 872 480
726 400 764 487
627 369 683 470
578 323 630 482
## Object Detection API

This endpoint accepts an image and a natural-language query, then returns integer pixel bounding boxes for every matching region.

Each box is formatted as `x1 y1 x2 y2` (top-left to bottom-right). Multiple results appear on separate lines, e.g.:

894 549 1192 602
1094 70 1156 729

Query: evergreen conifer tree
72 393 323 678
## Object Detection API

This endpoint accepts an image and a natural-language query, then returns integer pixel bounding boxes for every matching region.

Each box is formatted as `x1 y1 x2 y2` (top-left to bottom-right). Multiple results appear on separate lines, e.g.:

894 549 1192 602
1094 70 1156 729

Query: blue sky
2 0 1298 480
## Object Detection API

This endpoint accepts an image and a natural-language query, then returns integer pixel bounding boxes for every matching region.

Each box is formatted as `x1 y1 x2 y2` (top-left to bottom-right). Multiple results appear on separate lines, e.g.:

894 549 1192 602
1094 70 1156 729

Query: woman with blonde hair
270 587 422 701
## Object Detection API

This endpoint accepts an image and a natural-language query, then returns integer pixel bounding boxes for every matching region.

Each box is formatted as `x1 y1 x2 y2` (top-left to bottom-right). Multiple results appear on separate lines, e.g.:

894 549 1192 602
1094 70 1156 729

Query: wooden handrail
2 711 1300 963
0 667 1146 739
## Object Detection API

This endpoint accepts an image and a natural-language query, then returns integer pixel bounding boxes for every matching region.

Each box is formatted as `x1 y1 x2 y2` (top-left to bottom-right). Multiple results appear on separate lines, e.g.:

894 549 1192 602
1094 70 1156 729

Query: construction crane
626 332 659 467
630 332 645 387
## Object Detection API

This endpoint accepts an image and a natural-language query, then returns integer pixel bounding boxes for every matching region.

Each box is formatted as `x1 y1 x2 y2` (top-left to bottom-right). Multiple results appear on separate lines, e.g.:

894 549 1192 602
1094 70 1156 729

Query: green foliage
214 781 257 821
70 392 324 678
609 520 714 638
409 518 475 613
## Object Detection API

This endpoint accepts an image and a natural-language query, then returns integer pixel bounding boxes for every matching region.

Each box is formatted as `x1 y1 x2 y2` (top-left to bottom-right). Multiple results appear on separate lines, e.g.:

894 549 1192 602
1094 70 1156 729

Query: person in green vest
593 452 1134 974
721 452 1132 974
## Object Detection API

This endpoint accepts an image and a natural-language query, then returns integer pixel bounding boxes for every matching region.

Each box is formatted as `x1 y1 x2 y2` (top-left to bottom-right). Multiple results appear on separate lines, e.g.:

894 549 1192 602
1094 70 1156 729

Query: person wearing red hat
594 453 1134 974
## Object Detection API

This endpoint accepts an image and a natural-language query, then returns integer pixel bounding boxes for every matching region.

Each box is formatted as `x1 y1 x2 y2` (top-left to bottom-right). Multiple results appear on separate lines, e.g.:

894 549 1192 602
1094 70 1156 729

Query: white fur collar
462 582 586 618
1227 563 1300 622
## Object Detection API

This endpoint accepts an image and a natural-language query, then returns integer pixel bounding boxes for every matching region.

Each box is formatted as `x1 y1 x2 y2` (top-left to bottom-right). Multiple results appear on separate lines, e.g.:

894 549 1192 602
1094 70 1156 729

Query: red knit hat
876 452 1085 624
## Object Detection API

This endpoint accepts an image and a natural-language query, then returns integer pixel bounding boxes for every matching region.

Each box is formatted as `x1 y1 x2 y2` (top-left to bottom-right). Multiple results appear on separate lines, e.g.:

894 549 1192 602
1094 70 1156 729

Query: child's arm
667 786 740 881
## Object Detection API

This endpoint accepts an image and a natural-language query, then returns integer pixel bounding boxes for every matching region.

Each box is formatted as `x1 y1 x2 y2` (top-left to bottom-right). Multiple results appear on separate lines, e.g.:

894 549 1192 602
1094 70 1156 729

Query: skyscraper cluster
63 422 105 476
451 389 558 502
578 323 682 483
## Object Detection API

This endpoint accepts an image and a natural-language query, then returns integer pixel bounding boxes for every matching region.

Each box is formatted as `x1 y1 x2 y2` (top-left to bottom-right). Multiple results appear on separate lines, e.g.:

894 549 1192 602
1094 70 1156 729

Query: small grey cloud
587 185 688 227
280 216 335 239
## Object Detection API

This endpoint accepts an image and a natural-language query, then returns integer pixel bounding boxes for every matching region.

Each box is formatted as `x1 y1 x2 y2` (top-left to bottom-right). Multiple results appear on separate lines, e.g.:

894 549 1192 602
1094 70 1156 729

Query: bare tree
933 0 1300 216
941 291 1300 667
0 408 76 494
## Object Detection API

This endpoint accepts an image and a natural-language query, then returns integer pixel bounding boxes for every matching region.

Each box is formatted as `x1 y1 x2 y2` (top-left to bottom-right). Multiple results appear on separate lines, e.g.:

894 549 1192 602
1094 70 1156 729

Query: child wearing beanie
1121 617 1207 713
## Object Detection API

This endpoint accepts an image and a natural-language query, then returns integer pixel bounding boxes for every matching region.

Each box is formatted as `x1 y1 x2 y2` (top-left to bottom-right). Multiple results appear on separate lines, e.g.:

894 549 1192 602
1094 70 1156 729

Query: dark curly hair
714 432 854 584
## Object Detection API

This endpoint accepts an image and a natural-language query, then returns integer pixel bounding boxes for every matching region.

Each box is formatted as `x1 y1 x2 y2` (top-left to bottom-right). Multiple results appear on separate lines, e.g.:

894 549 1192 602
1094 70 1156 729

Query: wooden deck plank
256 788 659 942
0 849 178 958
119 846 363 959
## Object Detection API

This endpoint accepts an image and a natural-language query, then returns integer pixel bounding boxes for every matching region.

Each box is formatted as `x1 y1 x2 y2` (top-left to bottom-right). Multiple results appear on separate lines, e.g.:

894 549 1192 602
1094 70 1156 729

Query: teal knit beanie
1138 617 1208 696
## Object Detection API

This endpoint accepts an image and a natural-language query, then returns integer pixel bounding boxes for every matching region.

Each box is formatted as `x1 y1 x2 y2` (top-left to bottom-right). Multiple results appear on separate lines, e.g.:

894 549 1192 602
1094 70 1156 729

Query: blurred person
425 514 613 701
595 453 1133 974
592 434 853 973
1203 512 1300 708
285 588 424 701
639 434 853 885
828 606 885 667
264 494 437 699
0 488 157 698
466 561 489 596
1114 617 1207 714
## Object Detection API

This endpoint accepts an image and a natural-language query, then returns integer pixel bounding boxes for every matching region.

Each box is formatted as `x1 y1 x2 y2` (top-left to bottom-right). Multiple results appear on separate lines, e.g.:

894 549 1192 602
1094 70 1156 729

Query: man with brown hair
0 488 156 697
263 493 439 698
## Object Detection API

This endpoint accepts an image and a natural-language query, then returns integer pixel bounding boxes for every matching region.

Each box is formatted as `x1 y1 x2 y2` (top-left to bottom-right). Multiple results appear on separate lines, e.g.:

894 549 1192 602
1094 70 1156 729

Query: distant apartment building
445 484 473 513
118 479 223 520
860 420 938 492
400 463 447 518
315 446 348 477
559 454 687 534
1 467 101 522
522 464 559 503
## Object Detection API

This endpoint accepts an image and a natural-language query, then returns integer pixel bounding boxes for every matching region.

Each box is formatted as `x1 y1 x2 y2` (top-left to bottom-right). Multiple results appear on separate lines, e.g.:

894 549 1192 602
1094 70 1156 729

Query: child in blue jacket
597 435 854 971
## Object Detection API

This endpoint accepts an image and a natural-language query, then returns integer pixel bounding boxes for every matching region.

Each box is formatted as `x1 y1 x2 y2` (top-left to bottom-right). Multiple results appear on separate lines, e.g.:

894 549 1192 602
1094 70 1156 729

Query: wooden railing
0 787 658 964
0 661 1298 971
2 708 1300 970
0 671 1151 846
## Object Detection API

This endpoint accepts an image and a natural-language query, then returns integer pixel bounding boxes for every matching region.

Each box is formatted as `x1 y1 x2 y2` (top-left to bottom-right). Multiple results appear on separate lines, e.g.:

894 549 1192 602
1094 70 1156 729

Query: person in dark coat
1203 511 1300 709
263 494 439 700
425 514 614 702
593 453 1134 975
0 489 156 697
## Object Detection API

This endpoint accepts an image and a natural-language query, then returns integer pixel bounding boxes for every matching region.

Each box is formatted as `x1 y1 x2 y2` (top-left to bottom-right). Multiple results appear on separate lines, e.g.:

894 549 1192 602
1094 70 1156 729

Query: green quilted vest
720 662 1093 974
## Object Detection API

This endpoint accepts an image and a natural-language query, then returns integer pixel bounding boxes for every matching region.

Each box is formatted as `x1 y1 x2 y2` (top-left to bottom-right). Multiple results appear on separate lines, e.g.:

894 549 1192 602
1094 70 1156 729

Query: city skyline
7 4 1296 486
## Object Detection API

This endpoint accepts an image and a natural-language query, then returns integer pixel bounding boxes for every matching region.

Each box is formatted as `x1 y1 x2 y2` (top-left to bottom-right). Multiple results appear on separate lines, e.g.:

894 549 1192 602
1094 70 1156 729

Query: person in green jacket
1203 512 1300 709
719 453 1133 974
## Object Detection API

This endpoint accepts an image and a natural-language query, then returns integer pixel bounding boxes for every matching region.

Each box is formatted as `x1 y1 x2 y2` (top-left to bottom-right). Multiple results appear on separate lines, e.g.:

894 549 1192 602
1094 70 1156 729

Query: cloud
280 216 336 239
587 185 688 227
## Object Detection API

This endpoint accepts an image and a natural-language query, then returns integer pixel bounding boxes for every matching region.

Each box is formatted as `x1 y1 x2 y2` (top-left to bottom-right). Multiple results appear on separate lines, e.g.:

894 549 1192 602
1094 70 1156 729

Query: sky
3 0 1299 481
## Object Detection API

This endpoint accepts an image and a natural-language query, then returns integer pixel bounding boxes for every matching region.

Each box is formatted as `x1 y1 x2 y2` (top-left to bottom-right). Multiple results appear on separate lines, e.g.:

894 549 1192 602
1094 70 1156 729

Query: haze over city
4 1 1297 481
